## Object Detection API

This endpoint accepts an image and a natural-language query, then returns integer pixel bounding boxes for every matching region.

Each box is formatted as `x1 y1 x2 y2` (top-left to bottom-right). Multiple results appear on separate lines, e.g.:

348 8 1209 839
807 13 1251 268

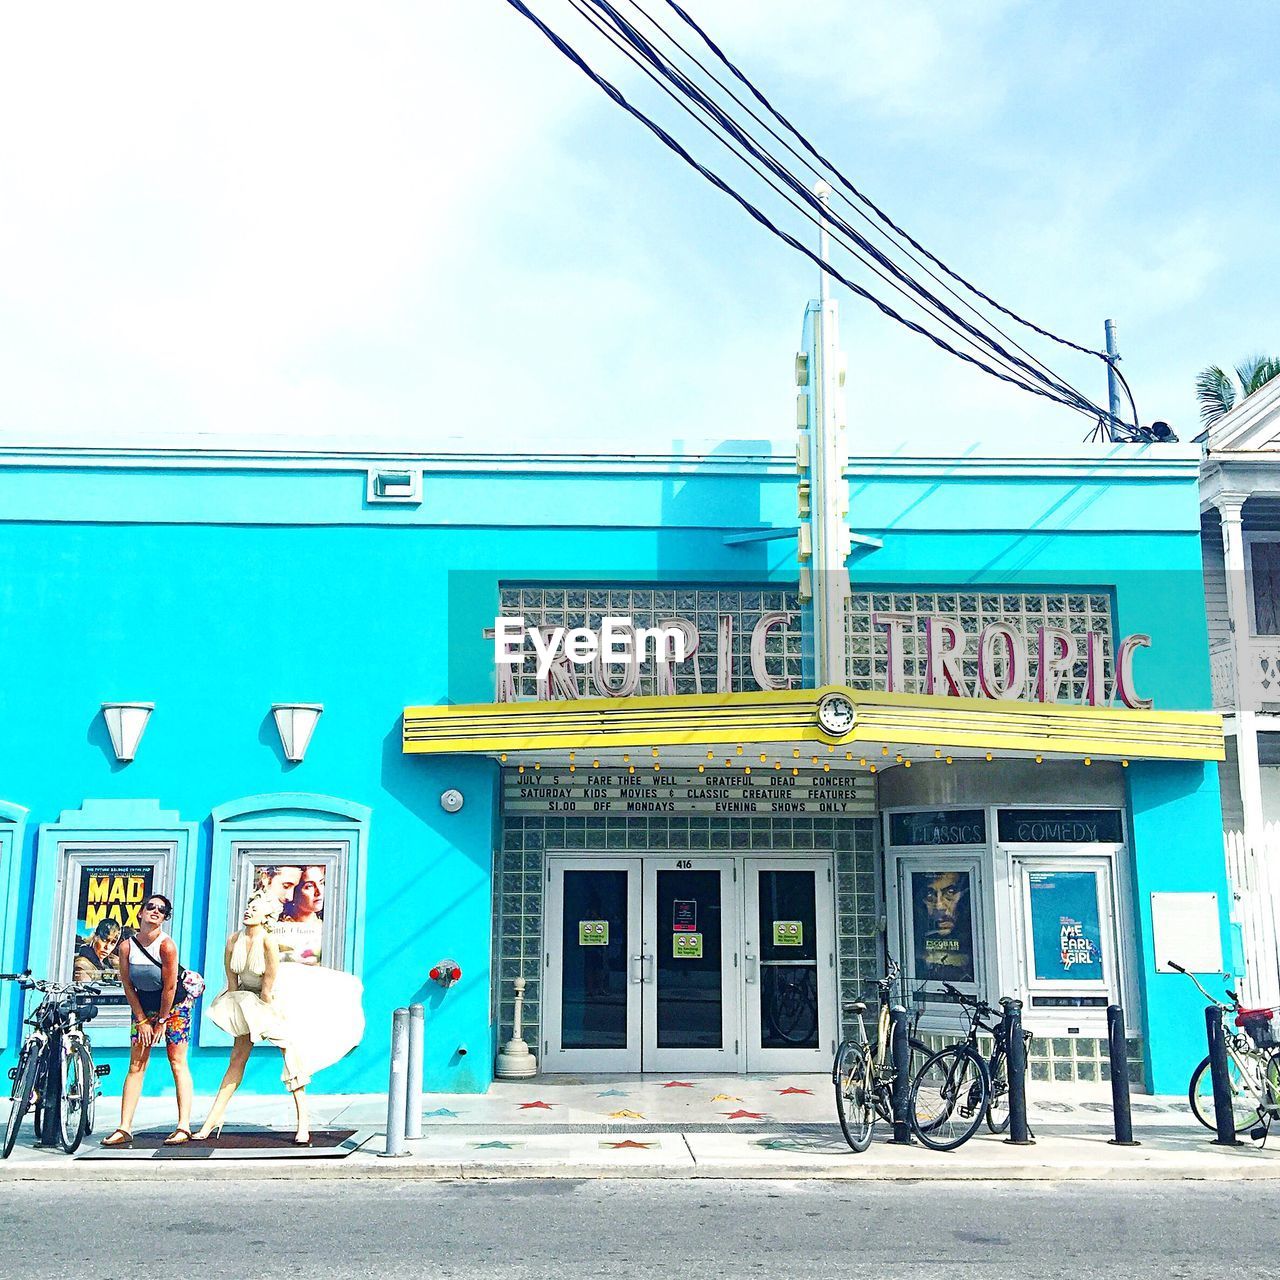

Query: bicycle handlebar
1167 959 1236 1011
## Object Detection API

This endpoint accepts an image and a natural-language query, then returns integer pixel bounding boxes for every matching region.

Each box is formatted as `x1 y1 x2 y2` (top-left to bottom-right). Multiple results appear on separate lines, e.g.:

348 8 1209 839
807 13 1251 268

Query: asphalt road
0 1179 1268 1278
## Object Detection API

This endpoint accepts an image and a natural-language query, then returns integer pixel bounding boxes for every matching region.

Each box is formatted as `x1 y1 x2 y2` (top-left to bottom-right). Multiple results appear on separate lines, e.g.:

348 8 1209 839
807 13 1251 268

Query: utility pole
796 182 851 687
1104 319 1122 440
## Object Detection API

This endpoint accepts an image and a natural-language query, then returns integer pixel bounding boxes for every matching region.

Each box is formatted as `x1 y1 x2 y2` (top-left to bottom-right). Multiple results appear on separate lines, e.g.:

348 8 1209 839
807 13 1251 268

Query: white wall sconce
272 703 323 763
101 702 154 763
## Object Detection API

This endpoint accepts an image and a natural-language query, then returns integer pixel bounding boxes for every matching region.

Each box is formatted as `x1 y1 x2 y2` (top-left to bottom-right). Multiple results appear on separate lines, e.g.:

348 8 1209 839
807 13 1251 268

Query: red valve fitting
429 960 462 988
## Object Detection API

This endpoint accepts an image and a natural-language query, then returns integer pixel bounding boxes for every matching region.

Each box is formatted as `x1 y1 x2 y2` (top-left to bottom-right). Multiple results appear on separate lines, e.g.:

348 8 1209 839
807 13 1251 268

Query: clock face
817 693 856 736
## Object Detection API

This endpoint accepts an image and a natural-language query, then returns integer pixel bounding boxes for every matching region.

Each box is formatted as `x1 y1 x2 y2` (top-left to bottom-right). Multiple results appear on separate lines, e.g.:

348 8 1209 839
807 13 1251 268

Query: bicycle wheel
58 1039 92 1154
911 1045 988 1151
834 1039 876 1152
2 1042 39 1159
986 1048 1011 1133
1188 1054 1264 1134
768 970 819 1046
874 1037 932 1124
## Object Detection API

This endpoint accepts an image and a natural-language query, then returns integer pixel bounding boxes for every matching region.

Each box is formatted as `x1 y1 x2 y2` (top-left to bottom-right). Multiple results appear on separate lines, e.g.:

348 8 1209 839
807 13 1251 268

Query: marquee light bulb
651 747 659 757
792 767 799 776
903 760 911 768
569 764 575 773
985 752 993 762
534 763 541 771
623 754 630 763
774 761 781 770
934 749 942 758
736 745 743 755
1084 757 1092 766
845 752 853 761
707 750 714 760
793 749 800 758
518 765 525 774
569 751 575 761
811 756 818 765
1035 755 1043 764
859 757 867 767
653 763 661 771
881 746 889 756
759 753 767 762
628 765 635 774
500 753 508 763
698 764 705 773
744 766 751 774
823 763 830 772
869 764 878 774
1122 759 1129 768
592 759 600 768
946 756 953 765
725 759 732 767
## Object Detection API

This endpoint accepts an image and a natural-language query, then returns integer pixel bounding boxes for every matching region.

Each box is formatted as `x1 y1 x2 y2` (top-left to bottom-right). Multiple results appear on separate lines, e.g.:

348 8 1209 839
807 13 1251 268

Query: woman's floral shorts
131 998 193 1047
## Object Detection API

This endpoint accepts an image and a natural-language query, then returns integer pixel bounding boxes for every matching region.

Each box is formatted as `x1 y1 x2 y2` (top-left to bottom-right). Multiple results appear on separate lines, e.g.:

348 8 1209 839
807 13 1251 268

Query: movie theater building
0 433 1225 1097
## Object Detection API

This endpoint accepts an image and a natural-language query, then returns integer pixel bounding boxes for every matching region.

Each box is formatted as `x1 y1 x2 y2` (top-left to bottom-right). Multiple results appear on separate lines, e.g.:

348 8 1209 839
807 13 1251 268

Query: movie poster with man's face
912 869 976 983
248 861 327 965
71 863 154 1004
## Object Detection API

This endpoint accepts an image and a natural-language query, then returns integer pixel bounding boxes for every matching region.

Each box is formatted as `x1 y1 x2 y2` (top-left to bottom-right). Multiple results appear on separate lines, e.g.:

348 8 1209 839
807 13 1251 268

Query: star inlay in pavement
423 1108 459 1117
603 1139 656 1150
471 1140 520 1149
608 1110 645 1119
661 1081 695 1088
756 1138 805 1151
596 1089 628 1097
710 1094 742 1102
775 1087 814 1096
518 1100 554 1110
722 1109 767 1120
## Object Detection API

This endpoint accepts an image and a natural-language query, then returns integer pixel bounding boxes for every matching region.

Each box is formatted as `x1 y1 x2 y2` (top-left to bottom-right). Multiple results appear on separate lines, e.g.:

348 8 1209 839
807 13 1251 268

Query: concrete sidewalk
4 1074 1280 1181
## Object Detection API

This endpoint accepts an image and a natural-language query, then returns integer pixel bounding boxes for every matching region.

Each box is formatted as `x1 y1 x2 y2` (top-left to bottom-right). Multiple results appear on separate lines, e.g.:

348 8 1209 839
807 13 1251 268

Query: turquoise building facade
0 435 1227 1097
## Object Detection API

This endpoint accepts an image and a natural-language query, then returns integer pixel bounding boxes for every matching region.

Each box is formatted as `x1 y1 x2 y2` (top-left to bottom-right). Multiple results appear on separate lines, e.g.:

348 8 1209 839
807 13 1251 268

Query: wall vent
366 467 423 505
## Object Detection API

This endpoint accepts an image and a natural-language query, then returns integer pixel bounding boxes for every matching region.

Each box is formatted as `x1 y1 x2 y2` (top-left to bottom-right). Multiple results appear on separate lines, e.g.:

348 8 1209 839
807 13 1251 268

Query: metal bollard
1205 1004 1240 1146
1001 998 1035 1146
380 1007 410 1158
890 1005 912 1144
405 1003 424 1140
1106 1004 1139 1146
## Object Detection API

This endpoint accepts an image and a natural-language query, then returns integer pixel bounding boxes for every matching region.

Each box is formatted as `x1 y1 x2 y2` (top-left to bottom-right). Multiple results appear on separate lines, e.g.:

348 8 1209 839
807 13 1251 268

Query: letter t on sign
872 613 911 693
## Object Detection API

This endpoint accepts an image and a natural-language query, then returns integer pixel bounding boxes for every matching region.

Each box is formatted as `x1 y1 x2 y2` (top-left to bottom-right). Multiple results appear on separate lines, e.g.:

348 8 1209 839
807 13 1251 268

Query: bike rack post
1001 999 1034 1146
405 1003 425 1140
1205 1004 1241 1147
380 1006 411 1158
889 1005 912 1145
1106 1004 1139 1146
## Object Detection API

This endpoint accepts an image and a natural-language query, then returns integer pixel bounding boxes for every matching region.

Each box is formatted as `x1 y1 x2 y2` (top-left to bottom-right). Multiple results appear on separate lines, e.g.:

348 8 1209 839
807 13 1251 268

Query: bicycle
764 965 819 1046
908 983 1031 1151
1168 960 1280 1137
831 958 929 1151
2 971 108 1157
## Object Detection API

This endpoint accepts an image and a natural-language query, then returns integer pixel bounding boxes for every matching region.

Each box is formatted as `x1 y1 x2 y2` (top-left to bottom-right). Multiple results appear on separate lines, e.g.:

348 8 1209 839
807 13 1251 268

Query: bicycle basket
1235 1008 1279 1049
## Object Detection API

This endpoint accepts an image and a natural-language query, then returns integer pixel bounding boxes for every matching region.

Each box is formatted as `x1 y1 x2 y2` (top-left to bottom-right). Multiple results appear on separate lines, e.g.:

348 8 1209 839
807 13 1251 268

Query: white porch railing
1224 825 1280 1008
1211 638 1280 714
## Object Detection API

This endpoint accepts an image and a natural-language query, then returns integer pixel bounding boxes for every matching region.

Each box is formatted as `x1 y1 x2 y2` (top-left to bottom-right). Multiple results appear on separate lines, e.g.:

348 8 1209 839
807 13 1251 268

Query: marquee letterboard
502 768 874 816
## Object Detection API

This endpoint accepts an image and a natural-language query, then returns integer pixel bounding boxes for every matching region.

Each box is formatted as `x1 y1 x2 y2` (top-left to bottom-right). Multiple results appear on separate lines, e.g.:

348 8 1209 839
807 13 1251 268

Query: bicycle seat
845 1001 867 1015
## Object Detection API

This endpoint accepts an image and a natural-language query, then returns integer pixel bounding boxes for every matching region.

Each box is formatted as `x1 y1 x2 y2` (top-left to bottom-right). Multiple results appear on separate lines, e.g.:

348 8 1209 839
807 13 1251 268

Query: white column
1219 494 1265 846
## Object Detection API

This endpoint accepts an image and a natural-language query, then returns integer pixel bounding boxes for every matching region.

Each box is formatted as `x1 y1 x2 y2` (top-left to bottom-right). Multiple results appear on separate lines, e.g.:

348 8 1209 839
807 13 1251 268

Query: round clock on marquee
816 691 856 736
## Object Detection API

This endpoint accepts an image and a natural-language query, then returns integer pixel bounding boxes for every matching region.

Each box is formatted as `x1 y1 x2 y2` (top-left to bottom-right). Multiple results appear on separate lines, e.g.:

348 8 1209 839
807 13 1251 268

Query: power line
505 0 1105 419
600 0 1104 410
576 0 1105 417
660 0 1112 364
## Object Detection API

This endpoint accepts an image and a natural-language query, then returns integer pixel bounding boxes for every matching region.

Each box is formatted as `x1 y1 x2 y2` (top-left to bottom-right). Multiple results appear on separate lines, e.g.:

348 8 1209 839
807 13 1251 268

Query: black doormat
77 1127 367 1160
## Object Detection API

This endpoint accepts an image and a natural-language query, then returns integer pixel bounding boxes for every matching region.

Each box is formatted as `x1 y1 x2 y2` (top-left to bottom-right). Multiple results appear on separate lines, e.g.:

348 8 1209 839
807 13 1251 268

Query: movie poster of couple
911 868 976 984
249 862 326 965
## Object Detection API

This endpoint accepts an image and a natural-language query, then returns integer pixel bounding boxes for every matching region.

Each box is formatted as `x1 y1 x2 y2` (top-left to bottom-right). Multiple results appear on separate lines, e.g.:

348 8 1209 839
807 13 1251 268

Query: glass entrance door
743 858 836 1072
543 858 642 1072
641 859 741 1074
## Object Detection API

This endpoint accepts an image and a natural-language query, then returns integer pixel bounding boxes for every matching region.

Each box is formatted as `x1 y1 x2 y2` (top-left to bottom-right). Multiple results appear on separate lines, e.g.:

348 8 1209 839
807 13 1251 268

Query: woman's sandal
101 1128 133 1148
163 1127 193 1146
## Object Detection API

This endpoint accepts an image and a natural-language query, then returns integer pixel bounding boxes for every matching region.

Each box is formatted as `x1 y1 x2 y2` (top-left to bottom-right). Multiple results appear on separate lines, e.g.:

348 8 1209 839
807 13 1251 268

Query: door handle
642 953 654 984
744 953 758 984
630 954 644 984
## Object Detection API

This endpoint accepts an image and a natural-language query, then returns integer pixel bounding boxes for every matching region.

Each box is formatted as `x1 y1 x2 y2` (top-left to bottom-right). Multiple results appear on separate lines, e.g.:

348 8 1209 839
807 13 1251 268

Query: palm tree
1196 355 1280 429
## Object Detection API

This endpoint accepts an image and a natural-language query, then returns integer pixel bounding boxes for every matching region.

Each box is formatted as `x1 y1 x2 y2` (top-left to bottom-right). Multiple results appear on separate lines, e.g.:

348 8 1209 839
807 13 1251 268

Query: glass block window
845 590 1114 703
498 584 803 700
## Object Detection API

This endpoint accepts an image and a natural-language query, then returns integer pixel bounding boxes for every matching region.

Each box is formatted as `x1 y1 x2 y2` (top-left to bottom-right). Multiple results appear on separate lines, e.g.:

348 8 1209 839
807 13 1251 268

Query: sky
0 2 1276 455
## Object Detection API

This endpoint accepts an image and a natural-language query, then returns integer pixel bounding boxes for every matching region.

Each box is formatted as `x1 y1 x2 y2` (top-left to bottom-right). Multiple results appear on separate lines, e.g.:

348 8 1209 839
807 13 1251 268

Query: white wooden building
1201 378 1280 1005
